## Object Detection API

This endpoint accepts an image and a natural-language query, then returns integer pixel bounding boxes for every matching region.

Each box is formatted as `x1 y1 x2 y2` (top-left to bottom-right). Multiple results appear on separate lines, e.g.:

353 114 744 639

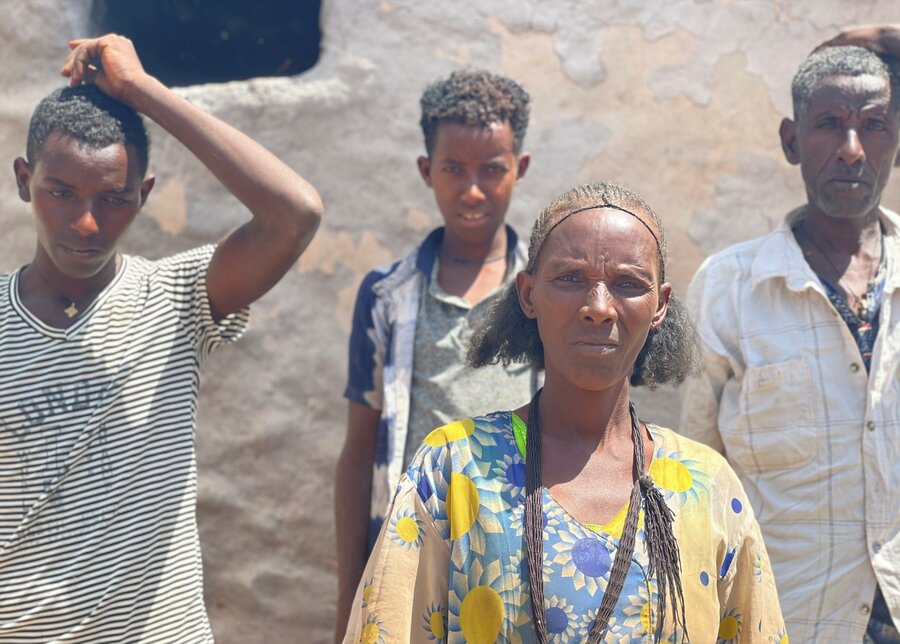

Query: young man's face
417 120 529 245
14 132 154 281
781 74 900 220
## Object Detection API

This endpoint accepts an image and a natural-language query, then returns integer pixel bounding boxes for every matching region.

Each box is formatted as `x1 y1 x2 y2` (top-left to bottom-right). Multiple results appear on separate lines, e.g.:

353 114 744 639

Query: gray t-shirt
403 256 535 467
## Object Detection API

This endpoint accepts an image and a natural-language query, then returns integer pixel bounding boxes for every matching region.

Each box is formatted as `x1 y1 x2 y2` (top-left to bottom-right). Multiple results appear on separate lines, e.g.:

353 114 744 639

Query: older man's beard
812 169 884 220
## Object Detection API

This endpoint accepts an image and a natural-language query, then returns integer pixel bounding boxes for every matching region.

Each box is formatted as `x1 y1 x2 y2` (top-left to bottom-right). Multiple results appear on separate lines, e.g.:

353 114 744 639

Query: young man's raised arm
62 34 323 320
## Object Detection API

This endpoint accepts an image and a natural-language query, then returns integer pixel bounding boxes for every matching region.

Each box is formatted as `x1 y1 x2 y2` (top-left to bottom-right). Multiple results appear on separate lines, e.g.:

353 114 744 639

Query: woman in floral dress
343 182 785 643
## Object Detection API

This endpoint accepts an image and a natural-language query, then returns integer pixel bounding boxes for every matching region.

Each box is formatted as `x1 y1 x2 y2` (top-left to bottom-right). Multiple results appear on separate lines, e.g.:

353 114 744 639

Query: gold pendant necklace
28 263 106 321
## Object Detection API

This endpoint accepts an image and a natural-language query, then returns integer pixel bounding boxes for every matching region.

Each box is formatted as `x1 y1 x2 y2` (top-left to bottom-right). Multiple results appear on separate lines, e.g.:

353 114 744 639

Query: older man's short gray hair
791 45 899 121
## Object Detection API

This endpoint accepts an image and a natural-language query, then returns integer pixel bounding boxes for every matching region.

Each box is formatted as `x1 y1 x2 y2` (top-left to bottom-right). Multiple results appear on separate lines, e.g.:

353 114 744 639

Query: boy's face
14 132 154 281
418 121 529 245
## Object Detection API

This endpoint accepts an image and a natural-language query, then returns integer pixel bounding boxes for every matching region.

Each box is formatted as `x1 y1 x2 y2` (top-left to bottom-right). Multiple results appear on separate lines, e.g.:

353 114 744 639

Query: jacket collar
415 225 521 276
373 225 525 299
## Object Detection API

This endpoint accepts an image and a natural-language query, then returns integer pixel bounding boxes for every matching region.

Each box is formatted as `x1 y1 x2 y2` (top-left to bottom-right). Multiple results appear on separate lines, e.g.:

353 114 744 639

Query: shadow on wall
89 0 322 87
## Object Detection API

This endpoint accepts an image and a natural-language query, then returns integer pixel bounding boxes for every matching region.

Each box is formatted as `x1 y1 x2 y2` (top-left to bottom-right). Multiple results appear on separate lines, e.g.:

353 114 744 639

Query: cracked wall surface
1 1 898 642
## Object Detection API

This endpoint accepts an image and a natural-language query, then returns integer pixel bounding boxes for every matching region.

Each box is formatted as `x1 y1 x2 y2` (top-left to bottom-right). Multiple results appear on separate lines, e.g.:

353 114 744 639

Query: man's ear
516 271 537 319
13 157 33 203
138 175 155 209
417 156 433 187
516 152 531 181
651 282 672 329
780 117 801 165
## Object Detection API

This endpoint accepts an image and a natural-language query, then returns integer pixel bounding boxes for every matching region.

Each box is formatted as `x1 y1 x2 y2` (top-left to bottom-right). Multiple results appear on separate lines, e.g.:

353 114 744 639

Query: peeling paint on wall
146 178 188 235
1 2 898 642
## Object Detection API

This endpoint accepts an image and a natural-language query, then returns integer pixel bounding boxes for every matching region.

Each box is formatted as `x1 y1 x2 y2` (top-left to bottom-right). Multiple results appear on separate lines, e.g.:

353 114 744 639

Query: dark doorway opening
91 0 322 87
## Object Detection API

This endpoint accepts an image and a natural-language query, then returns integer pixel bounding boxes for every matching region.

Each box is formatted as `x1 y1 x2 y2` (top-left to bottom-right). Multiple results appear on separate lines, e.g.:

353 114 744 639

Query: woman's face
517 207 671 391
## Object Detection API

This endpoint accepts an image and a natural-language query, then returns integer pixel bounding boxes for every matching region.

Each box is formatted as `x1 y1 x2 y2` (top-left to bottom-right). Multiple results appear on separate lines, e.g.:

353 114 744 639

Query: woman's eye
619 280 650 291
48 189 70 199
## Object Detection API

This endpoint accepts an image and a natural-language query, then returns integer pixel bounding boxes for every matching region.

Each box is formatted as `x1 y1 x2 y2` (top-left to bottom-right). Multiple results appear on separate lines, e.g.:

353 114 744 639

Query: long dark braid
524 391 688 642
631 405 688 640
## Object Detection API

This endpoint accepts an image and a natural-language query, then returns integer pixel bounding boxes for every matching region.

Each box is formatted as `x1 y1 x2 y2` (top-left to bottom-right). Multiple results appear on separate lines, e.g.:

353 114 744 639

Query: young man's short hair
26 84 150 175
419 69 530 155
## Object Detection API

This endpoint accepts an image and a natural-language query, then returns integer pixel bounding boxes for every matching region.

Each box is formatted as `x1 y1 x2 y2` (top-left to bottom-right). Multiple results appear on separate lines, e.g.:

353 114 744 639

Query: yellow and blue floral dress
343 412 786 643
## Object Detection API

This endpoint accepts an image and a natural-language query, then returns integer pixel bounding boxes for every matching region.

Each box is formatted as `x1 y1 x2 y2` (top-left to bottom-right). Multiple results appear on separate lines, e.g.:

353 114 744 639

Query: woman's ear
651 282 672 329
516 271 537 319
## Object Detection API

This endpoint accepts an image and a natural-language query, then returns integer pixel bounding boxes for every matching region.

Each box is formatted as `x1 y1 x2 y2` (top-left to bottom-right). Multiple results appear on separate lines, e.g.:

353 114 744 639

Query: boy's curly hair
420 69 530 155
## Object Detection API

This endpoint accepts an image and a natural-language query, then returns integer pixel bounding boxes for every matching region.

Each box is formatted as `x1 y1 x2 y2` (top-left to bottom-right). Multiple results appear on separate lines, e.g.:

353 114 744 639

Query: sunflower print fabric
343 412 785 643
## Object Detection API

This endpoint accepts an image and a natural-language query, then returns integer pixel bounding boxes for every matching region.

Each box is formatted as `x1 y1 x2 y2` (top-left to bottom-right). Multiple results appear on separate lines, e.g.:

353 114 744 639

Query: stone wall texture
1 1 898 642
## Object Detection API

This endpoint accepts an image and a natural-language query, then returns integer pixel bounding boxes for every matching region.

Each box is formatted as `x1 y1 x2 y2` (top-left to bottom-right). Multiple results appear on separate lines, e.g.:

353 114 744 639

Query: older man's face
782 74 899 220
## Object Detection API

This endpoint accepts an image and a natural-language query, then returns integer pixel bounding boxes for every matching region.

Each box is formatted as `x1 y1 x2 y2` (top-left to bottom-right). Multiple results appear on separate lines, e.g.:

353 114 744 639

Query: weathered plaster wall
1 1 898 642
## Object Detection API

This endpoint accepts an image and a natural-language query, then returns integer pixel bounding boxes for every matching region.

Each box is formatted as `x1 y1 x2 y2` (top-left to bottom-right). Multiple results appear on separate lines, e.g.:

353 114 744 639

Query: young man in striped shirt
0 35 322 641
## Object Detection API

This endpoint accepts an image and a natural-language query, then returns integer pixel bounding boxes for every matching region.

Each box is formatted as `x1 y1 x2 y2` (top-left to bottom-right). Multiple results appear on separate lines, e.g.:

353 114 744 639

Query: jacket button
850 362 860 373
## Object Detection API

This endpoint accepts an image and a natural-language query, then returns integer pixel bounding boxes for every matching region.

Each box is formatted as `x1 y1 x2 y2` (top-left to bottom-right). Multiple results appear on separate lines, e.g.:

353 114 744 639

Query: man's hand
61 35 150 105
816 24 900 59
59 33 323 320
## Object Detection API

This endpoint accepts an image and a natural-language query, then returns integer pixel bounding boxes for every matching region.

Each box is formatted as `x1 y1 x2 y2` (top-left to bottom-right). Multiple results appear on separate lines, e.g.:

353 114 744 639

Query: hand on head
816 24 900 59
61 34 149 104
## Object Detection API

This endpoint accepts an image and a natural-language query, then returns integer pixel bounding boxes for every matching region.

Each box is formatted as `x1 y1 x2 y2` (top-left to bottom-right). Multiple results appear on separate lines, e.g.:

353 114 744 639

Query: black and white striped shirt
0 245 248 643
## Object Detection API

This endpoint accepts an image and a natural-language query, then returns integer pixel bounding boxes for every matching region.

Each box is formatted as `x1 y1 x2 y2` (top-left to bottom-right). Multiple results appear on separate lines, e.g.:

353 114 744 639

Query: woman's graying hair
467 182 700 388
